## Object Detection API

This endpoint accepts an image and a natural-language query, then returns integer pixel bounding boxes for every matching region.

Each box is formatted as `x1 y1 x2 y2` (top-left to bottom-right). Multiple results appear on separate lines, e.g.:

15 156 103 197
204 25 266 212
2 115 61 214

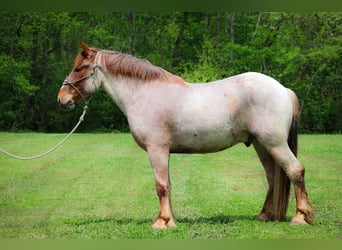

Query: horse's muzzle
57 97 75 110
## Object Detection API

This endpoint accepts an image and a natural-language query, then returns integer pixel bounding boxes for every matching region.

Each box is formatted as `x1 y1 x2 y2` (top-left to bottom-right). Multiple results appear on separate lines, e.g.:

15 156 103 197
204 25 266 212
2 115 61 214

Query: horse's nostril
57 97 73 109
64 100 75 110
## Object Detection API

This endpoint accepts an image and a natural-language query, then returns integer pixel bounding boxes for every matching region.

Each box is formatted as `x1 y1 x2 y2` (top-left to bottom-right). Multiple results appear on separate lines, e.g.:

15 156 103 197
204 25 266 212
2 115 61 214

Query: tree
0 12 341 133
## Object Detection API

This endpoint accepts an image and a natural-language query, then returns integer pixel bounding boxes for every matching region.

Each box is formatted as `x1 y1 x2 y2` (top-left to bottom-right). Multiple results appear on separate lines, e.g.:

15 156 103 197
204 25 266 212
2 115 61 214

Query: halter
63 59 99 105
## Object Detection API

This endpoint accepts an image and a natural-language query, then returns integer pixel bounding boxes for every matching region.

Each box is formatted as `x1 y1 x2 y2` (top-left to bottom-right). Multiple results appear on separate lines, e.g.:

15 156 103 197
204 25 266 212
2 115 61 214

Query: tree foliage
0 12 341 133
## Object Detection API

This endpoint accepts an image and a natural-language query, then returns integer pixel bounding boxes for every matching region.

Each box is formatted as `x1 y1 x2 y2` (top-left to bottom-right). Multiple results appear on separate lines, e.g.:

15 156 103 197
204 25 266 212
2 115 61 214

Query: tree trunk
205 13 211 30
126 12 136 55
252 12 263 40
215 12 221 49
226 12 235 61
230 12 235 43
172 12 189 68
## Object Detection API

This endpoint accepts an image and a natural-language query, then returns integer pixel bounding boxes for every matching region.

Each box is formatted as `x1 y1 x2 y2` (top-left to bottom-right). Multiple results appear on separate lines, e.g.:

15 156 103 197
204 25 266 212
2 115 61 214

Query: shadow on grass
68 214 291 227
177 215 254 224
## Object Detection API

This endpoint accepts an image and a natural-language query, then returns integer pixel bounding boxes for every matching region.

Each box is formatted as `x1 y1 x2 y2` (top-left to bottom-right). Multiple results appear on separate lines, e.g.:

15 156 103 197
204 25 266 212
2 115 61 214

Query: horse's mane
100 50 186 85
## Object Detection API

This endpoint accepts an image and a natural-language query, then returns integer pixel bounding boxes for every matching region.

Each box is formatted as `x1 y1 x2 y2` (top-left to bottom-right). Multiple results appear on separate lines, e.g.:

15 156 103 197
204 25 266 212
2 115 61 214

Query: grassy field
0 133 341 239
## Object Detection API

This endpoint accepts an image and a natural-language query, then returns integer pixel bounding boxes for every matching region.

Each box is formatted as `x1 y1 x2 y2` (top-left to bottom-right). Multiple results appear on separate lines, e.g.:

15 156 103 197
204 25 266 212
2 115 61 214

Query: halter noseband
63 62 99 105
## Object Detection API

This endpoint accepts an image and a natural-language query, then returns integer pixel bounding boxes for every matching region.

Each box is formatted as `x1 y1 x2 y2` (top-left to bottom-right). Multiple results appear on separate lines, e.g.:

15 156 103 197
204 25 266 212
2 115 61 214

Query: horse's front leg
147 145 176 229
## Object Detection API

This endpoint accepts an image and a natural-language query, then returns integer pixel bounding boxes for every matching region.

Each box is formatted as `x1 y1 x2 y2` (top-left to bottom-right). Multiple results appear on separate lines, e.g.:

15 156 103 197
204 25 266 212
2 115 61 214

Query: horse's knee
156 182 170 197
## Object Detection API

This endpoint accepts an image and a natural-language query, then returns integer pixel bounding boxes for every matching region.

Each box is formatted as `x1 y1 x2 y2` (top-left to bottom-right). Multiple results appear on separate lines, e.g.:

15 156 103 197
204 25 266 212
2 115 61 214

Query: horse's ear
80 41 90 56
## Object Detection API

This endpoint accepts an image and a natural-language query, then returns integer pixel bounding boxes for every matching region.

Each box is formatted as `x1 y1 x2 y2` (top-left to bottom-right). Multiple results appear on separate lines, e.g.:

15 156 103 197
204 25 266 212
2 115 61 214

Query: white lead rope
0 104 88 160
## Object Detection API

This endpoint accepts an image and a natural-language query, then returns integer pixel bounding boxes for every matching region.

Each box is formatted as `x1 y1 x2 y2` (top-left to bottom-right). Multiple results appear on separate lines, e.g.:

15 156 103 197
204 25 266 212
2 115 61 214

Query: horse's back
186 72 293 124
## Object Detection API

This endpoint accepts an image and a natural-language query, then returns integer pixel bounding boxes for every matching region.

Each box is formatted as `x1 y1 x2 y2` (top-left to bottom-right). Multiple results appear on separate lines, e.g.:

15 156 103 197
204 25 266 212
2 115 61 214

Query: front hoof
291 207 314 225
152 217 176 230
290 213 309 225
166 218 176 228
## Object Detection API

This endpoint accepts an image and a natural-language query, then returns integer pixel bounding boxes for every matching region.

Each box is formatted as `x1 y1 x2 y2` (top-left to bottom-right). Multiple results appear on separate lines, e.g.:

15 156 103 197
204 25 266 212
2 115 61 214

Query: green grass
0 133 341 239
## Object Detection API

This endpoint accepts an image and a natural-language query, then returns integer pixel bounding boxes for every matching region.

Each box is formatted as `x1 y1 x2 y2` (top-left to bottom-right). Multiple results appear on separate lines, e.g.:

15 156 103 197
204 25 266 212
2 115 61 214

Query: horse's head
57 41 99 110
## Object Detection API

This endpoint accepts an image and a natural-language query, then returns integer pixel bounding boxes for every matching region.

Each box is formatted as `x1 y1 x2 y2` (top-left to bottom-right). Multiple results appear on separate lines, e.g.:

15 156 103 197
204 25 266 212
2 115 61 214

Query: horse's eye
74 65 89 73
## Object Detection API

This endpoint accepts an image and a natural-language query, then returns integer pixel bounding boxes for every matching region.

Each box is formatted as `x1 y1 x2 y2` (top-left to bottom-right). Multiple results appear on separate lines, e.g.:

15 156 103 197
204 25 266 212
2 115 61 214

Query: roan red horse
57 41 313 229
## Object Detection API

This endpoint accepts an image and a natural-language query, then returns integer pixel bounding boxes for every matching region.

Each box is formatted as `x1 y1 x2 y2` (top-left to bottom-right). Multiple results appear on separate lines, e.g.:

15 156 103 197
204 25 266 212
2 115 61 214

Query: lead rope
0 103 89 161
1 54 100 161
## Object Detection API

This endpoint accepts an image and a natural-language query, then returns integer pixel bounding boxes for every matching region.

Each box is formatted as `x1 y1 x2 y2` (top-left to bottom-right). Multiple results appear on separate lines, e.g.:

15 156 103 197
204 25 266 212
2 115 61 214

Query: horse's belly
169 101 245 153
170 128 243 153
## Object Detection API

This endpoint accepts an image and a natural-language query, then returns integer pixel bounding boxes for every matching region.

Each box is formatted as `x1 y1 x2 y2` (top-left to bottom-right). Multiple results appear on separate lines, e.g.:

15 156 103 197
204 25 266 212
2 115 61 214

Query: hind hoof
257 212 274 222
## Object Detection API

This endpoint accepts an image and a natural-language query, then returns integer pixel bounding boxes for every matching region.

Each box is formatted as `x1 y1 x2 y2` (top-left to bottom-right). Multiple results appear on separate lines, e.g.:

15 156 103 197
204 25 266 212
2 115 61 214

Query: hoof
305 207 314 224
290 213 309 225
152 217 176 230
257 212 273 222
291 206 314 225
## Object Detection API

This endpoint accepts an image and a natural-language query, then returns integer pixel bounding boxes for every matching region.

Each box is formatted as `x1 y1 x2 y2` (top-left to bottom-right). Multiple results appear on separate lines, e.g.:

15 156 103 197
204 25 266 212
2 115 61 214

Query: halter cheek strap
63 63 99 85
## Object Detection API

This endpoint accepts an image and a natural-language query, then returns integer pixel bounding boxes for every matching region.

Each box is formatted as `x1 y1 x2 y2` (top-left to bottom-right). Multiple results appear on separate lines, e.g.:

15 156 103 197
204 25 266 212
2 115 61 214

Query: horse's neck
100 73 141 116
96 51 186 116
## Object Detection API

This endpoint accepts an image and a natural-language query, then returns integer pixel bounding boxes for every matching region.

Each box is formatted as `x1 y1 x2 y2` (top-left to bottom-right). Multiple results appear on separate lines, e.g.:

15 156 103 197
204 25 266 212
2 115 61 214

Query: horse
57 41 313 229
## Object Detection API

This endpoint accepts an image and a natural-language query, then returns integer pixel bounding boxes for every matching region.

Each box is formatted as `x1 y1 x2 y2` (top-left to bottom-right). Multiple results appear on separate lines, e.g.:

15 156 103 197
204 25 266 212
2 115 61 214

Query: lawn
0 133 341 239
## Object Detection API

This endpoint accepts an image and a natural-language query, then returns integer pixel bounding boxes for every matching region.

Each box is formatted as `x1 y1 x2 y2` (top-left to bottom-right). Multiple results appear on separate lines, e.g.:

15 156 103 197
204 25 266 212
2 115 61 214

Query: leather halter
62 62 99 104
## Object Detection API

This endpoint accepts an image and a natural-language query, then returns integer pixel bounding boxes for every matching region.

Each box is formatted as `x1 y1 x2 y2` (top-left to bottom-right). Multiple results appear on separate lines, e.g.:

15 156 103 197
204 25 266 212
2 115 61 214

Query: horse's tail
273 89 299 221
287 89 300 157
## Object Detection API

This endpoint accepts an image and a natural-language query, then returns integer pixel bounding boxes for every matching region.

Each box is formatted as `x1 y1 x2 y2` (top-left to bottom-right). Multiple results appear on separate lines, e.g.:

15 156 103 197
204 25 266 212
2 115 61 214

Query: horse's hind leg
268 144 314 225
147 145 176 229
253 140 276 221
